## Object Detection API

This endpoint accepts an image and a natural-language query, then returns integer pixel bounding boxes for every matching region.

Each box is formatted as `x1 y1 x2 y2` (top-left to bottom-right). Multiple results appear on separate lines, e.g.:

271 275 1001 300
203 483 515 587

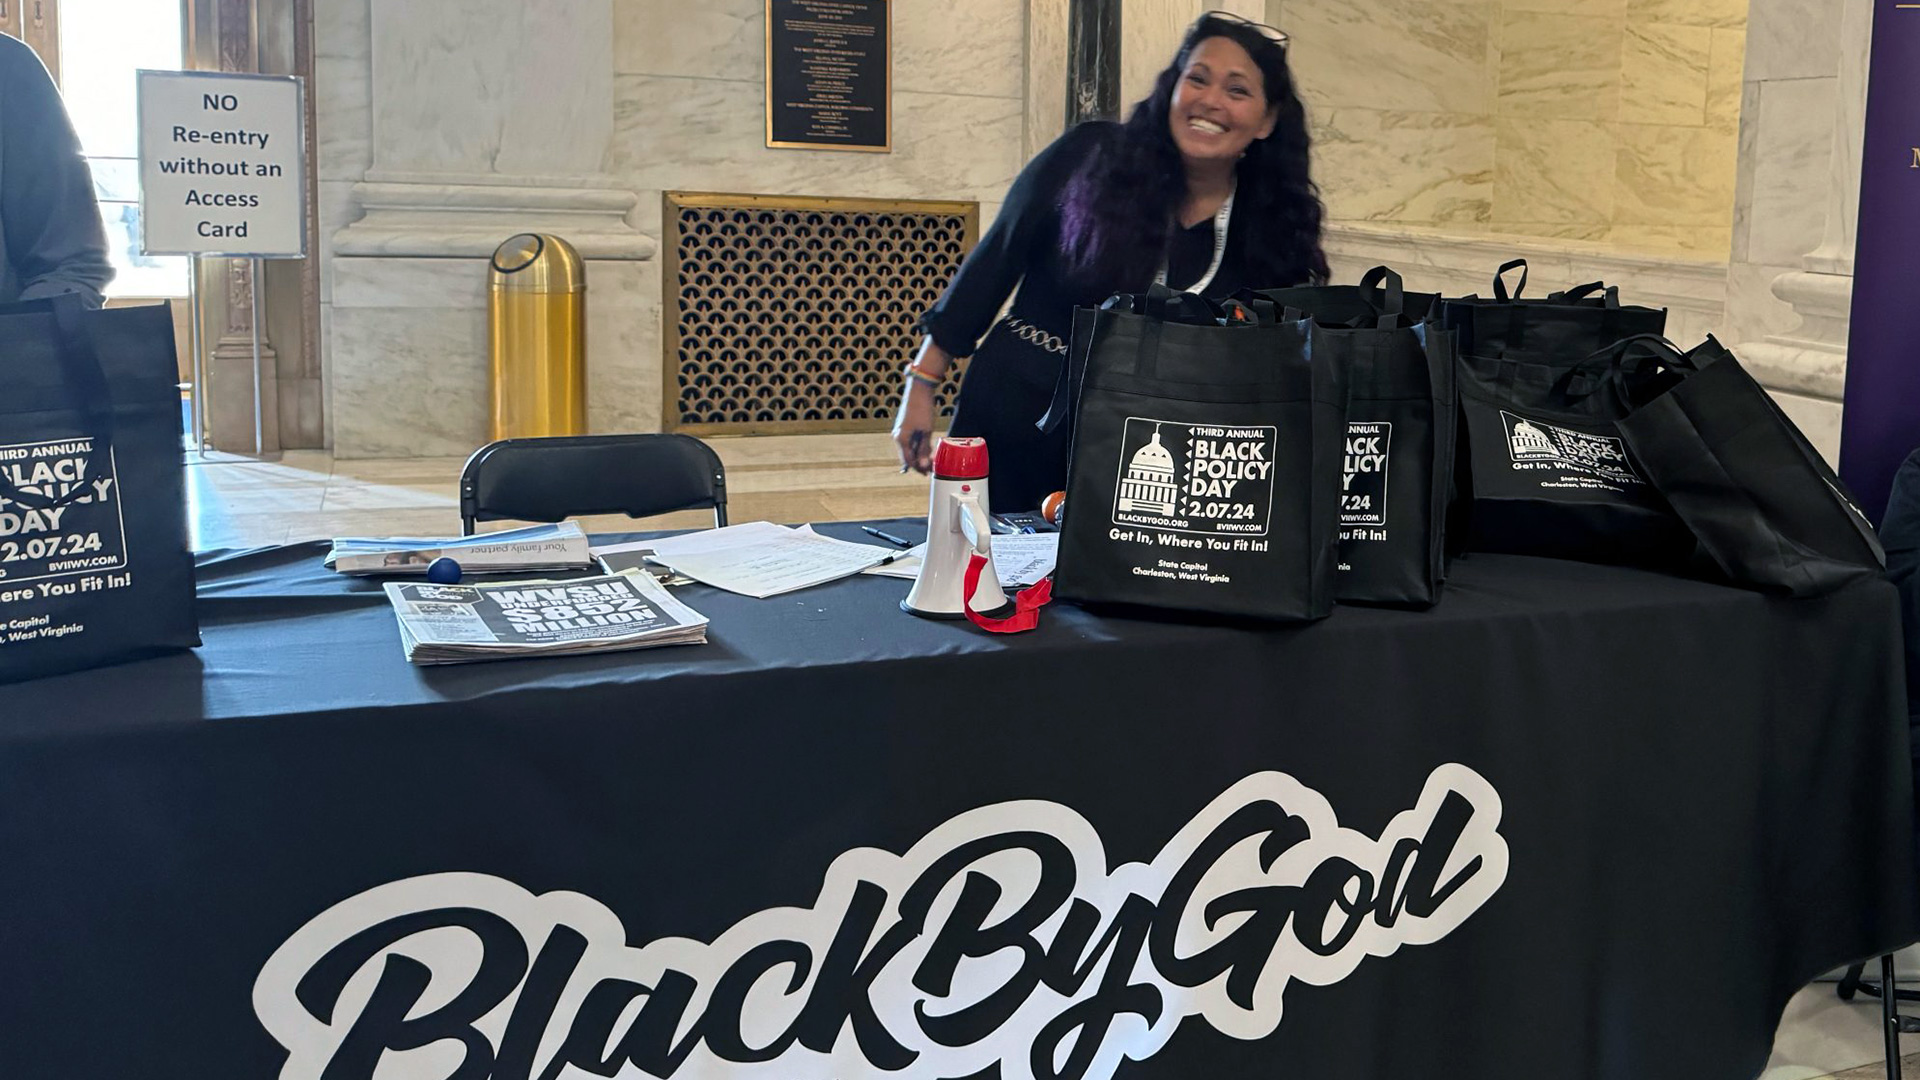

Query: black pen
899 430 927 474
863 526 914 548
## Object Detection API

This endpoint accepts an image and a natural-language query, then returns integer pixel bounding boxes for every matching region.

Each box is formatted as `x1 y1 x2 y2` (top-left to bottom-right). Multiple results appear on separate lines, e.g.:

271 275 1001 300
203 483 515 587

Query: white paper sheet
862 543 928 580
989 533 1059 586
643 523 897 598
861 534 1056 588
595 521 795 560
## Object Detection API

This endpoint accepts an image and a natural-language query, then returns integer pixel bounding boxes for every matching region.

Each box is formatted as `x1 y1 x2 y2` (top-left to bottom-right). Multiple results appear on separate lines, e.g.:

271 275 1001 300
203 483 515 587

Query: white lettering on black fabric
256 765 1508 1080
1500 410 1641 493
1112 418 1277 538
0 438 129 585
1340 421 1392 540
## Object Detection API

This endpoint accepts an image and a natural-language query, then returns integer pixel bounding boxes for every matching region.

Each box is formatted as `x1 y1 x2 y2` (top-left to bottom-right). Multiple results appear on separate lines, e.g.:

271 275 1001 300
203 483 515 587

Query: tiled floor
186 436 1918 1078
187 432 931 550
1770 976 1920 1078
1836 1054 1920 1079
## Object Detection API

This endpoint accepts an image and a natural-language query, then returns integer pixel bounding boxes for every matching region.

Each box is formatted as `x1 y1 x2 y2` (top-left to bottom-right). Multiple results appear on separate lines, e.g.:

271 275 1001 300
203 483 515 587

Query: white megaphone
902 437 1011 619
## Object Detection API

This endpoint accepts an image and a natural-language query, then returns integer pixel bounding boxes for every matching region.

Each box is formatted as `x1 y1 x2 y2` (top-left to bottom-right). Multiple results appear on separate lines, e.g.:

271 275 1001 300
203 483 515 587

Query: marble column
1028 0 1070 157
1726 0 1870 463
334 0 649 259
1067 0 1122 125
328 0 655 458
195 0 285 455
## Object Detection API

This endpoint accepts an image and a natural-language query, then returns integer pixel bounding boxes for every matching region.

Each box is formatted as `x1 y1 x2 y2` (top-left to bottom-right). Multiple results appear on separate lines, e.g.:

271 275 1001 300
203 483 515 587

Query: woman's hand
892 380 937 474
892 338 950 474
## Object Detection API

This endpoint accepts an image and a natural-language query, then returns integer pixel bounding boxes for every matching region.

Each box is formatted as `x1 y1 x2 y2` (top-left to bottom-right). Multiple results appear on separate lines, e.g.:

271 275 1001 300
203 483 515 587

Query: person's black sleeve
2 37 113 307
916 122 1110 358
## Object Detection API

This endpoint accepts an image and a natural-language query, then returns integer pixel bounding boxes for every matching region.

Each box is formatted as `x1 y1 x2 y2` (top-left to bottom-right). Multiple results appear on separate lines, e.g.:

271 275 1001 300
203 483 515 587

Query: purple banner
1841 0 1920 523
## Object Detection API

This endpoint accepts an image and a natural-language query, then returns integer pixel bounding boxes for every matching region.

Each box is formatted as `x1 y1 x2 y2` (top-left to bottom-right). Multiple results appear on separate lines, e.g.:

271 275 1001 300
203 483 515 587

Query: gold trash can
489 233 586 440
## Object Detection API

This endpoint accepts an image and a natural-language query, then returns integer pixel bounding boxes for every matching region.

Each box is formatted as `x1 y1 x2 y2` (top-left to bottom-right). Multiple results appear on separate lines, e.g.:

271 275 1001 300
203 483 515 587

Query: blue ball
426 557 462 584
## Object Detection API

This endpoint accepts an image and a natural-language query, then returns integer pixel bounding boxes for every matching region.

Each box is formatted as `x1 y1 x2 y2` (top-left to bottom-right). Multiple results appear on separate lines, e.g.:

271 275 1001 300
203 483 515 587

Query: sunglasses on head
1197 10 1290 48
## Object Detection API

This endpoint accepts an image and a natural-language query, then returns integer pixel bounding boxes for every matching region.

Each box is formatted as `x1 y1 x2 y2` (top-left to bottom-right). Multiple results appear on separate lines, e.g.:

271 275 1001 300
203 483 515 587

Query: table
1 521 1914 1080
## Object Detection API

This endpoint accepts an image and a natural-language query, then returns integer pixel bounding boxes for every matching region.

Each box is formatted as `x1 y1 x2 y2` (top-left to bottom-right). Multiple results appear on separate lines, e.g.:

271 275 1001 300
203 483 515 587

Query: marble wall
612 0 1028 234
313 0 371 453
308 0 1857 460
315 0 1033 457
1269 0 1747 259
1723 0 1847 356
1118 0 1266 110
1715 0 1868 463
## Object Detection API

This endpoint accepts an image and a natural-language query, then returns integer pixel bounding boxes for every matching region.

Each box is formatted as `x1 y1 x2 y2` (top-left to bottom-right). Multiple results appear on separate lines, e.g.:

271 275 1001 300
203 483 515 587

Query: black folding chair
458 434 728 535
1837 957 1920 1074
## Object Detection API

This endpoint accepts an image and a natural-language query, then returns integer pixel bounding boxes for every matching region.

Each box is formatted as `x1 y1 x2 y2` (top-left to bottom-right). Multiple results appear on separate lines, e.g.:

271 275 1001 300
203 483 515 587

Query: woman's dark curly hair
1059 15 1327 290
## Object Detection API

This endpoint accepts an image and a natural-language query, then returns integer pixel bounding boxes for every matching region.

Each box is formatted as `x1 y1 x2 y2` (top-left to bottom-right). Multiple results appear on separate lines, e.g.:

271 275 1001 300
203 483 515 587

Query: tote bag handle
1548 333 1695 406
1039 288 1268 433
1223 288 1281 326
1491 258 1529 302
1245 268 1405 329
1038 308 1096 437
1551 281 1623 308
1357 265 1408 328
1222 294 1278 325
1040 294 1162 437
1098 285 1227 324
1039 297 1163 436
0 297 118 511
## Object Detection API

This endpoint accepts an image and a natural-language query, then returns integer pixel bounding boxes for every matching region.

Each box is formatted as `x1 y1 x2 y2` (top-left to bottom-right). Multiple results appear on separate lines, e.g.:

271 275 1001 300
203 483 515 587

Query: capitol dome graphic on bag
1509 419 1557 458
1118 425 1181 516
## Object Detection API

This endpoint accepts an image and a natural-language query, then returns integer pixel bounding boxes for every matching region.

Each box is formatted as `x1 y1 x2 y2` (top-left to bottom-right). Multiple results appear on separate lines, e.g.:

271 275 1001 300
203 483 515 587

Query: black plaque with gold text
765 0 890 152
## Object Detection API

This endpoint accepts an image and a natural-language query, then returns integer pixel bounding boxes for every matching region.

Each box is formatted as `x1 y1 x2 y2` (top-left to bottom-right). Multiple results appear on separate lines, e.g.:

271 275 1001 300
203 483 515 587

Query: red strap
962 553 1052 634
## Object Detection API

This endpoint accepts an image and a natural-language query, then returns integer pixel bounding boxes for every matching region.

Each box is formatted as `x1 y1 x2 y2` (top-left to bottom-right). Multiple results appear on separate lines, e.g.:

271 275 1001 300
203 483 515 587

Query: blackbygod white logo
255 766 1508 1080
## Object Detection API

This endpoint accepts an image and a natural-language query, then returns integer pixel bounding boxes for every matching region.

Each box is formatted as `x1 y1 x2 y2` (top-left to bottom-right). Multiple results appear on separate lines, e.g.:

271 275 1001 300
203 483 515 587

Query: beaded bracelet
903 363 942 387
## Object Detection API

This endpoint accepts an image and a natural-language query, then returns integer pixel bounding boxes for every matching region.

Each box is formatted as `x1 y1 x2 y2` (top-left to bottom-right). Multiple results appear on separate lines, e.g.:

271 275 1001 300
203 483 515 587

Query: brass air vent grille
664 192 978 435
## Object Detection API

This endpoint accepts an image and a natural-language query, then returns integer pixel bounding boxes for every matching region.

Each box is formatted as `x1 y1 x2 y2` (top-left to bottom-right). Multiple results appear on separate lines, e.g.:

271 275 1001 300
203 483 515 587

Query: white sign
136 70 307 258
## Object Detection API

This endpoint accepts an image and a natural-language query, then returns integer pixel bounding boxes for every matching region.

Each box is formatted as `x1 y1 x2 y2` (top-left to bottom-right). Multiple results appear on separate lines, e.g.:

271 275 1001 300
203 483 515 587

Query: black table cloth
0 520 1914 1080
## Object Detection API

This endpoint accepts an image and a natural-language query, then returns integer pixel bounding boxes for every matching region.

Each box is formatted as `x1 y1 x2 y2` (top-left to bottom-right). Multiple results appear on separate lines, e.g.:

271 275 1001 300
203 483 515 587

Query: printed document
862 532 1057 588
640 522 897 598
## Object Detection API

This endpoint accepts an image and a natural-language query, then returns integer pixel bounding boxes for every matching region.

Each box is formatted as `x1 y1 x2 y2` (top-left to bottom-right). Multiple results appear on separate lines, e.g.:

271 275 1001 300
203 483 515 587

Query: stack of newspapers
327 522 593 576
383 569 708 665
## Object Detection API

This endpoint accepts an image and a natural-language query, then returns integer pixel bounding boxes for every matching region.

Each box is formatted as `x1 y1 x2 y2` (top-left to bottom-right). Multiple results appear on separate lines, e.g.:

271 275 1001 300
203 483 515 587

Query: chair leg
1836 958 1920 1003
1888 953 1904 1080
1841 962 1866 1001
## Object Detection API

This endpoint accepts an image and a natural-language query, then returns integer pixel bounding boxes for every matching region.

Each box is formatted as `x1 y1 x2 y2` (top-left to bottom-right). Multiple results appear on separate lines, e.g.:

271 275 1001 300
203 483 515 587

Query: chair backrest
459 434 728 534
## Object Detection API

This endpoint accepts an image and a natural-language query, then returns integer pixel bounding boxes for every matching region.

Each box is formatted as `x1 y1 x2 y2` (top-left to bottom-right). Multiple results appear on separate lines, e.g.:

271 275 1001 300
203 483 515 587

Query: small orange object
1040 490 1067 526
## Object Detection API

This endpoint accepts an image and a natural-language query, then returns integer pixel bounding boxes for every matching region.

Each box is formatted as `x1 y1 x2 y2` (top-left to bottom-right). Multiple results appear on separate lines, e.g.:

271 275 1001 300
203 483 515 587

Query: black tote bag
1444 258 1668 361
1043 289 1348 622
1250 267 1456 606
1456 340 1692 568
1616 336 1884 596
0 298 198 682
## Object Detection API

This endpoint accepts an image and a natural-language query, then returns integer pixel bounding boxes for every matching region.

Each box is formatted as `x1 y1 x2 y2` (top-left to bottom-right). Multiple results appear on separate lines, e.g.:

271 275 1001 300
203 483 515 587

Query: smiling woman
890 11 1325 513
